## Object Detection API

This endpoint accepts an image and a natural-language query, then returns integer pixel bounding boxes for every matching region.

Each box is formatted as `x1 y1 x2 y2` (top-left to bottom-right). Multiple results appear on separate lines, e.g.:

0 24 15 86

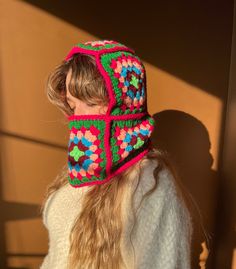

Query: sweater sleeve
148 190 192 269
131 167 193 269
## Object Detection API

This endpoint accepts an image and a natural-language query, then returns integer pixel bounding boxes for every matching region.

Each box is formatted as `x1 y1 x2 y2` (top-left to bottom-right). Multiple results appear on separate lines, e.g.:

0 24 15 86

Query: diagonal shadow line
7 253 46 257
1 201 43 221
0 130 67 150
0 128 66 267
22 0 234 100
1 2 235 268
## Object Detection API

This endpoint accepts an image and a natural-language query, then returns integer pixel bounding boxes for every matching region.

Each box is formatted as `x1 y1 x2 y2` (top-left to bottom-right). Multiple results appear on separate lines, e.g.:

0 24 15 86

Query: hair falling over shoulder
40 53 208 269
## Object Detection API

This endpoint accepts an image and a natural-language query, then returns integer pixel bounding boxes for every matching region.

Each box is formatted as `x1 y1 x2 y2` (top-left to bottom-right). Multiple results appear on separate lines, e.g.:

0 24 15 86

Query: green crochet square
110 115 154 171
68 119 107 186
101 51 147 116
77 41 126 51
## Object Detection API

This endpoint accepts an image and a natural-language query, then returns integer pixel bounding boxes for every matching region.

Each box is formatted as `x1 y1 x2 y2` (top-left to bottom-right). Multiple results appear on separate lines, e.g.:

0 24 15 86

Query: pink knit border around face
65 44 152 187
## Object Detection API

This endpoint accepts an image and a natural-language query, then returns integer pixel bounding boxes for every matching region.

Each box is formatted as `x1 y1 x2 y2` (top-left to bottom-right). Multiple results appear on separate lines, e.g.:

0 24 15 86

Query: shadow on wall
151 110 220 269
0 132 65 269
23 0 233 100
0 197 45 269
2 2 234 268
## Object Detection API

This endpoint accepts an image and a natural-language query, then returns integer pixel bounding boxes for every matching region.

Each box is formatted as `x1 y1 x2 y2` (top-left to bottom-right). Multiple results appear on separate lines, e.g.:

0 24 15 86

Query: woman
39 40 193 269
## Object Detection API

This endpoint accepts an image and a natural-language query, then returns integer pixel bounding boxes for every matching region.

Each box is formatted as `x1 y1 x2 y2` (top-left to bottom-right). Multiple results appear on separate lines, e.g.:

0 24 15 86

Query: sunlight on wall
232 248 236 269
1 0 97 146
1 0 224 268
199 241 209 269
145 64 223 171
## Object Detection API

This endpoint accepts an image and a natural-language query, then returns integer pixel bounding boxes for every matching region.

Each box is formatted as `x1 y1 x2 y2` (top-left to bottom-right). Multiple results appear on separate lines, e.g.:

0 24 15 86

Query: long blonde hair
40 53 199 269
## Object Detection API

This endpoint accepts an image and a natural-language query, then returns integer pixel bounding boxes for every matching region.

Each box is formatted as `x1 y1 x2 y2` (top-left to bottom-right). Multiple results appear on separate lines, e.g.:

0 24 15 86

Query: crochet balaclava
64 40 155 188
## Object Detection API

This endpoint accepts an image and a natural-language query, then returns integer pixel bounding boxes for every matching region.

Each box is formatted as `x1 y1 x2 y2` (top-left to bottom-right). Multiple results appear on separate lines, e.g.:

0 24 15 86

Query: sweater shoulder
130 159 193 269
121 158 193 269
132 158 193 240
133 158 182 210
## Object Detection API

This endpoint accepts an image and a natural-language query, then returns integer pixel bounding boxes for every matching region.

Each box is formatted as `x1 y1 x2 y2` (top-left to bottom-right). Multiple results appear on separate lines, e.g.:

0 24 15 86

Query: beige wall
0 0 233 268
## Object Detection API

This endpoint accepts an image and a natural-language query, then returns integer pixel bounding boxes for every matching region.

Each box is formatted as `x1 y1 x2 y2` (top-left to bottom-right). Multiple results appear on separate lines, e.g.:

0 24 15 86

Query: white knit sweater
40 159 193 269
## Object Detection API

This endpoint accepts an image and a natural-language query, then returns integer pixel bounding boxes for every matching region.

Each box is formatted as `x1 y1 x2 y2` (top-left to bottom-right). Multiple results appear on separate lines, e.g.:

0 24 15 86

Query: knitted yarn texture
39 159 193 269
65 40 155 188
